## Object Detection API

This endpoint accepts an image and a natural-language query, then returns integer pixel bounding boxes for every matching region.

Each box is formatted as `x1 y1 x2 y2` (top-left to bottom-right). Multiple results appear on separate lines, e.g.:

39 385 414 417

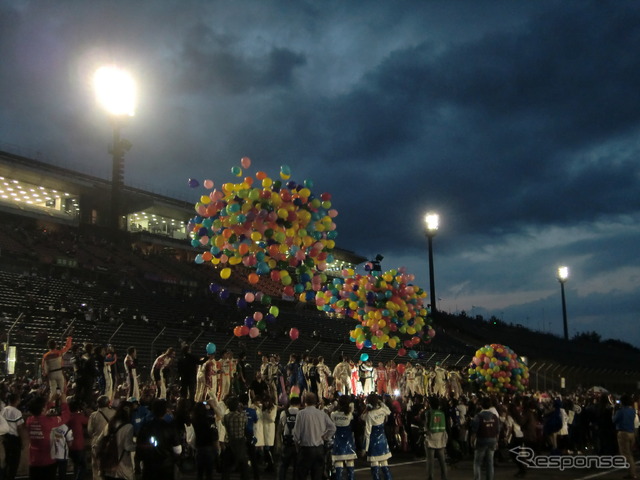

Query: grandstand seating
1 209 640 393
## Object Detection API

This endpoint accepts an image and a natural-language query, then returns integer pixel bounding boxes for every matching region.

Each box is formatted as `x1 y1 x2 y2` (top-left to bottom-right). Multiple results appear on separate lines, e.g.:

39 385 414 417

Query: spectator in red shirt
67 397 90 480
26 391 70 480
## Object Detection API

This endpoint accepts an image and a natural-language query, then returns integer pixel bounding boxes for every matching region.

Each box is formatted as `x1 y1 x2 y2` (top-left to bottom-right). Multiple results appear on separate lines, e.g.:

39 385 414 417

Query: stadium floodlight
424 212 439 315
94 66 136 117
557 266 569 340
94 66 136 230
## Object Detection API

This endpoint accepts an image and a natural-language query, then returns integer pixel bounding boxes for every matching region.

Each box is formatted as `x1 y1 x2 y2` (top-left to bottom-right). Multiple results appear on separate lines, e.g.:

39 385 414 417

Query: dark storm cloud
176 23 306 94
271 1 640 253
1 0 639 345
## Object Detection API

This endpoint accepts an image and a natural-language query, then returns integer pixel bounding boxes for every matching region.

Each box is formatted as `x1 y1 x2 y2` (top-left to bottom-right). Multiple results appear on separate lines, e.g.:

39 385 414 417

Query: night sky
1 1 639 345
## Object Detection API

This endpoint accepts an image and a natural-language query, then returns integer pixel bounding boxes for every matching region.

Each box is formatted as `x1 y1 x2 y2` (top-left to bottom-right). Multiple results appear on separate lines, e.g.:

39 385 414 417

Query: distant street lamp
557 266 569 341
93 66 136 230
425 212 439 316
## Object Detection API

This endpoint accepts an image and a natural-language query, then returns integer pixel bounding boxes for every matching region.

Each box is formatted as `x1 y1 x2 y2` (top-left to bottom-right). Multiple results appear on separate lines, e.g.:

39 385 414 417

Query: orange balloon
248 273 259 284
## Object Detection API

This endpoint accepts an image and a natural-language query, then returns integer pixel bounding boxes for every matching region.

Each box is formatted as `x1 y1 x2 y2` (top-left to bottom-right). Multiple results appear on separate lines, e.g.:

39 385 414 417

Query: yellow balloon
220 268 231 279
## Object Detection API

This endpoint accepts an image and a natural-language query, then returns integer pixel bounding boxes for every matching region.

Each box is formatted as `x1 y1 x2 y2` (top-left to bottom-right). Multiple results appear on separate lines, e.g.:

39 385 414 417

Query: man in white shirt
2 392 26 480
293 392 336 480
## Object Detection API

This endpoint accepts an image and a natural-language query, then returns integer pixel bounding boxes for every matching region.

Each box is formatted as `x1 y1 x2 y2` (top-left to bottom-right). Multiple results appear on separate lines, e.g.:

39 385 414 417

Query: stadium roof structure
0 146 366 266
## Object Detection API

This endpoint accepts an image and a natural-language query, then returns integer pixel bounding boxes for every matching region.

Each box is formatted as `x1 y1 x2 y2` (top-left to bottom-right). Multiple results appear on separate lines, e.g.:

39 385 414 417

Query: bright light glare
94 66 136 116
558 266 569 281
425 212 439 232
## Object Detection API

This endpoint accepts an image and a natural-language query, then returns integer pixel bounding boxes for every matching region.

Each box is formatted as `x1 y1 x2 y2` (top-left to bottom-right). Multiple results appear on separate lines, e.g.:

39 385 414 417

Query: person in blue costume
361 393 392 480
330 395 358 480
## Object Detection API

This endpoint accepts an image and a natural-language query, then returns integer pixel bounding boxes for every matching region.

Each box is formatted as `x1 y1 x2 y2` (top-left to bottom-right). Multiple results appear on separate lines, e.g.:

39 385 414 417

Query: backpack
98 423 126 472
137 420 171 464
428 410 446 433
476 412 499 439
282 408 297 447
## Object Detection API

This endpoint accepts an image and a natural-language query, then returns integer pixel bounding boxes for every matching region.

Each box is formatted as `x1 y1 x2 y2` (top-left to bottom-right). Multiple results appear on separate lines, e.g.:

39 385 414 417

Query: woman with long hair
256 393 277 472
331 395 357 480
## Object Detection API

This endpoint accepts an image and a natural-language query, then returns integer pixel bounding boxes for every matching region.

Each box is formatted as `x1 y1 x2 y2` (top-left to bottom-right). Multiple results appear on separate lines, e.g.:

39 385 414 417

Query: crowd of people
0 336 638 480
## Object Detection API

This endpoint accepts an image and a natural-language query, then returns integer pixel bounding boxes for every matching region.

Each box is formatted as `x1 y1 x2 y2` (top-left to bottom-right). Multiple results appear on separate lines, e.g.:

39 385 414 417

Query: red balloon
398 348 407 357
397 363 406 374
289 328 299 340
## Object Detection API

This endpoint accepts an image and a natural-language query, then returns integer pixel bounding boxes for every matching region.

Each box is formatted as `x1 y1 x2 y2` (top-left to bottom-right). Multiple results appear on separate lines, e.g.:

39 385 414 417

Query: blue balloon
188 178 199 188
360 353 369 362
409 350 418 359
206 342 216 354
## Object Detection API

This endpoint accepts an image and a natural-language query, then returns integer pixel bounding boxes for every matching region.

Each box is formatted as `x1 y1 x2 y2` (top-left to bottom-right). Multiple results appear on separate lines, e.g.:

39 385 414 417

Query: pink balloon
249 327 260 338
203 179 214 189
253 311 263 321
244 292 255 303
241 156 251 169
289 328 299 340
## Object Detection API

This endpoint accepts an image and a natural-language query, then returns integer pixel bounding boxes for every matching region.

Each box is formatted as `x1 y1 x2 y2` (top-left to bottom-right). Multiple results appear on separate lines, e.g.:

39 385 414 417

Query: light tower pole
425 212 439 315
94 66 136 230
557 266 569 340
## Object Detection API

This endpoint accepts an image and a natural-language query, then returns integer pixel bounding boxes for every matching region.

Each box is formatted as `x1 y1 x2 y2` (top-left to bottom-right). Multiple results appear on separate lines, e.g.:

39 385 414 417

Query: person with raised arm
361 393 393 480
42 336 73 400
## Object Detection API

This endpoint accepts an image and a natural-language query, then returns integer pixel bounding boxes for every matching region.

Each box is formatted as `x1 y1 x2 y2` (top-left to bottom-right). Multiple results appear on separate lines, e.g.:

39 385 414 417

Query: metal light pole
94 66 136 230
557 266 569 340
425 212 439 315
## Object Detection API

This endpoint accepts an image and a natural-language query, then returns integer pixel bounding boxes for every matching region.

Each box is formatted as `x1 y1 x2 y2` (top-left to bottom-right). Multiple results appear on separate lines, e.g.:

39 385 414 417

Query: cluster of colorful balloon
467 344 529 393
210 287 281 339
188 158 338 298
315 267 433 351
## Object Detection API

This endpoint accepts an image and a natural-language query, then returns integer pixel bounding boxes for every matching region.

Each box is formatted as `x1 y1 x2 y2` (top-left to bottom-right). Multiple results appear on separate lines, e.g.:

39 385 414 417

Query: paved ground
363 456 637 480
14 451 638 480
